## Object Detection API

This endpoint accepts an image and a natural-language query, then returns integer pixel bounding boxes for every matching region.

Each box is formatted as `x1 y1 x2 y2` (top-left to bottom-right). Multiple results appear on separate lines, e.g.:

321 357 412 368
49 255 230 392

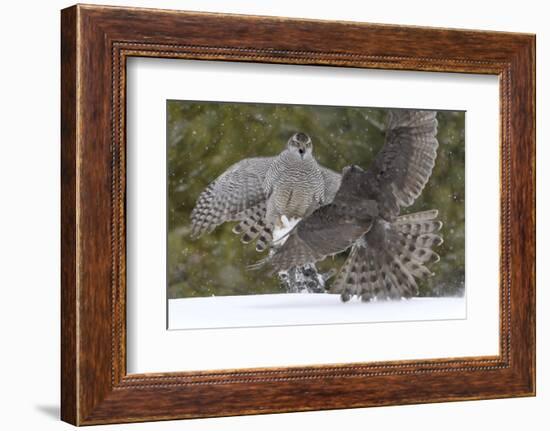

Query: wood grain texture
60 4 535 425
60 6 78 425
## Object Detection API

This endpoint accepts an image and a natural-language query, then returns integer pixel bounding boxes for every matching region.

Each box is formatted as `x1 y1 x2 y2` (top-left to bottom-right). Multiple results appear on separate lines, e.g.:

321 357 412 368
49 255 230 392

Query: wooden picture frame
61 4 535 425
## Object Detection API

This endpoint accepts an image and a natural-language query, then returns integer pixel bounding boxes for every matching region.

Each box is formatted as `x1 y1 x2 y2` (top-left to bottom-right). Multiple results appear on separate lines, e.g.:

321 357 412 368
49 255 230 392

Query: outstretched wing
254 202 375 273
369 109 439 217
191 157 275 238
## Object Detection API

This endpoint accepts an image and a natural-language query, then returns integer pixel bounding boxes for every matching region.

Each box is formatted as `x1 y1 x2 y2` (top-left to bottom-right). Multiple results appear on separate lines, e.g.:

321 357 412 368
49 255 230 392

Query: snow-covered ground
168 293 466 330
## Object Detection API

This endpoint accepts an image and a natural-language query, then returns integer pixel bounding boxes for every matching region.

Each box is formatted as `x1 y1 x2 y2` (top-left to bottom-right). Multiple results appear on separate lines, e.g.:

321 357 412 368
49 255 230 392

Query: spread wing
191 157 275 238
368 109 439 217
255 202 375 273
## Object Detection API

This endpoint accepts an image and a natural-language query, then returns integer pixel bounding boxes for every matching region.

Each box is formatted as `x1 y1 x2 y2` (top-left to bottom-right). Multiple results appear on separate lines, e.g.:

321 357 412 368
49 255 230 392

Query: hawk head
287 132 313 159
337 164 372 200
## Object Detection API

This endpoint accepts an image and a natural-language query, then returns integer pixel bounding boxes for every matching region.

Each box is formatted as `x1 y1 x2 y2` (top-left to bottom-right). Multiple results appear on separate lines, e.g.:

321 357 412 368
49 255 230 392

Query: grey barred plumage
264 148 325 224
190 132 341 253
231 201 273 252
256 109 443 302
334 210 443 302
190 156 274 240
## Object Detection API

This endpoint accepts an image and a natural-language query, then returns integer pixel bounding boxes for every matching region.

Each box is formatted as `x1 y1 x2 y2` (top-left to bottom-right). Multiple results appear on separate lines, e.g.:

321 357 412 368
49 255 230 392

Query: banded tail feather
331 210 443 302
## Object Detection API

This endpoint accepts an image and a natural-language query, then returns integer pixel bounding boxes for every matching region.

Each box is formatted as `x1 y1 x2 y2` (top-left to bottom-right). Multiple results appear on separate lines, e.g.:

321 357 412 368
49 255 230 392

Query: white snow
168 293 466 330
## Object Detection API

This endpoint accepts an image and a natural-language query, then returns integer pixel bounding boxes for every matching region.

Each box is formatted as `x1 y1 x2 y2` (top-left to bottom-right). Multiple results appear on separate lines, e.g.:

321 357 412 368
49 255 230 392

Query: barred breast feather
264 150 327 221
191 140 341 253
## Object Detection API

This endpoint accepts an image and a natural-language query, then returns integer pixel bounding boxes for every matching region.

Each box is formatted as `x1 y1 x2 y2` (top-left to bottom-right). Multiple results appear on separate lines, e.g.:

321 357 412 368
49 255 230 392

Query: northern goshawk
256 110 443 301
190 132 341 253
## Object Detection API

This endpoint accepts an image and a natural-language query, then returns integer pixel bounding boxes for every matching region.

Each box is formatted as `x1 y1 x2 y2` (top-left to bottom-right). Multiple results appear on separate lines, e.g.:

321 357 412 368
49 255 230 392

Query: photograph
166 101 466 329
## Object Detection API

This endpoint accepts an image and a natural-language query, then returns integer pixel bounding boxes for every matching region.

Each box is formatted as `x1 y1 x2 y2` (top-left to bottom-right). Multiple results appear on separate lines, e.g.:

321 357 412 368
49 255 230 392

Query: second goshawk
256 110 443 301
190 132 341 252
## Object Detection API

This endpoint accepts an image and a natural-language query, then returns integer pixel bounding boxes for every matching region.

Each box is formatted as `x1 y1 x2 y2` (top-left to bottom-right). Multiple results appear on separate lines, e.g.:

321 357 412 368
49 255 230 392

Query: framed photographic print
61 4 535 425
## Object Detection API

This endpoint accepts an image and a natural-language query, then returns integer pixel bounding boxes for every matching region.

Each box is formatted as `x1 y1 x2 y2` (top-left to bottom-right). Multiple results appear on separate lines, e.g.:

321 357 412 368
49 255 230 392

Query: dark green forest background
167 100 465 299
